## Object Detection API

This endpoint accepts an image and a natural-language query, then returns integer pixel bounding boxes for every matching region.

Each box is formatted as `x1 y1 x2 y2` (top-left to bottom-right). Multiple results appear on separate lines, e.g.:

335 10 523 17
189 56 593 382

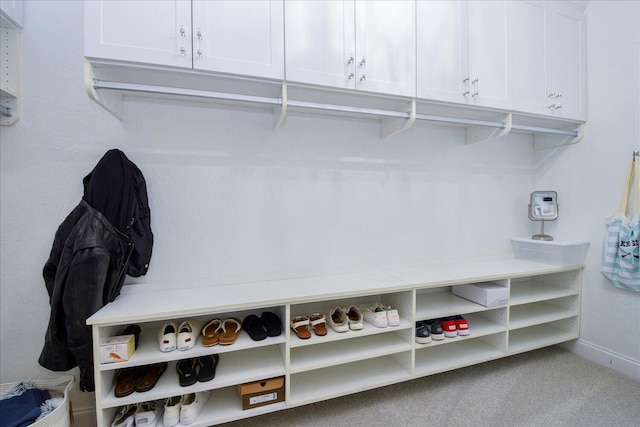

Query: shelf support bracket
533 122 584 150
465 113 512 144
84 60 124 121
273 81 287 132
380 98 415 139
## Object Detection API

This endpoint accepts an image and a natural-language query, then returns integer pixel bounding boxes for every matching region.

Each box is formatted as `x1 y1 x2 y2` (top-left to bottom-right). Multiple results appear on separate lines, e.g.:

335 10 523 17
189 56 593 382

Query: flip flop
219 318 242 345
201 318 222 347
261 311 283 337
176 358 198 387
242 314 268 341
309 313 328 336
135 362 167 392
290 316 311 340
114 367 141 398
197 354 220 382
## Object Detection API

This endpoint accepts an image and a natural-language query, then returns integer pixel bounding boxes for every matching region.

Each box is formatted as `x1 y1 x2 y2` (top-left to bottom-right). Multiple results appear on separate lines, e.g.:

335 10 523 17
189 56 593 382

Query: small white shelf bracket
465 113 512 144
84 60 124 121
380 98 416 139
533 122 584 150
273 82 287 132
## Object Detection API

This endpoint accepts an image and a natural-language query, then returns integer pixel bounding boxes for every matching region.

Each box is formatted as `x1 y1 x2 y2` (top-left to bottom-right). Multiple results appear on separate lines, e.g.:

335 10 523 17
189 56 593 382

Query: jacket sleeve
62 245 111 392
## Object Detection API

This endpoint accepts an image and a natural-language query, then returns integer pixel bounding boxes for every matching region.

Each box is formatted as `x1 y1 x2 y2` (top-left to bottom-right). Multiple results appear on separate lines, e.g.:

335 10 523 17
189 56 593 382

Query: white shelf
102 345 285 409
290 332 411 374
510 278 578 306
289 355 411 407
508 321 579 355
414 313 506 349
415 291 505 319
509 300 578 330
91 258 583 426
415 337 506 377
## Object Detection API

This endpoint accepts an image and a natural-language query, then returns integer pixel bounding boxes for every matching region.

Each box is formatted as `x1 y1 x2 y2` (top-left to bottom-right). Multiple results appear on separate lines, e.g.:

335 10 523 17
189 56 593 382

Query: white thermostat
528 191 558 240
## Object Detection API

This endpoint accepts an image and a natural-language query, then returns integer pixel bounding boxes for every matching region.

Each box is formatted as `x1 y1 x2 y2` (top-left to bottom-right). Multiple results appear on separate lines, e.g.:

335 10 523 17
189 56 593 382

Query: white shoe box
99 334 135 364
452 282 508 307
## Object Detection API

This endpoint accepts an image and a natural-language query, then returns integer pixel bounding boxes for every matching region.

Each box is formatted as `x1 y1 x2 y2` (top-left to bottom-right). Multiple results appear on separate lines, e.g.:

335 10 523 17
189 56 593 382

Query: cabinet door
467 0 511 109
355 0 416 97
416 0 468 103
192 1 284 79
550 3 586 120
285 1 356 90
84 0 192 68
510 1 551 116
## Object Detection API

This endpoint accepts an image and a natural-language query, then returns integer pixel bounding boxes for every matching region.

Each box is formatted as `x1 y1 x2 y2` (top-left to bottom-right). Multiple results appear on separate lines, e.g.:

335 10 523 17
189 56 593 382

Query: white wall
539 0 640 378
0 0 637 418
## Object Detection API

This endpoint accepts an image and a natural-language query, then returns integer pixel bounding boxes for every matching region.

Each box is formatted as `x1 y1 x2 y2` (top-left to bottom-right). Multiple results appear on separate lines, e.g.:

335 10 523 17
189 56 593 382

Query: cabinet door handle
347 55 354 65
347 72 354 80
197 49 203 58
179 25 187 56
472 77 479 97
196 30 203 41
180 47 186 56
462 77 470 96
359 57 366 67
360 74 366 81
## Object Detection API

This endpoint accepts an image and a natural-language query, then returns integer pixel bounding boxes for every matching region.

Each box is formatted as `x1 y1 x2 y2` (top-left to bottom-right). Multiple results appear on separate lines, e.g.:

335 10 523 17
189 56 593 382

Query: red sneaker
454 315 470 336
440 317 457 338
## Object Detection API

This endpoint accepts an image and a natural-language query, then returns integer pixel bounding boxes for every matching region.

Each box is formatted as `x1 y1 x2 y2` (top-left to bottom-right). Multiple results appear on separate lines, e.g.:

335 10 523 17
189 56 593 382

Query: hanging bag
602 153 640 291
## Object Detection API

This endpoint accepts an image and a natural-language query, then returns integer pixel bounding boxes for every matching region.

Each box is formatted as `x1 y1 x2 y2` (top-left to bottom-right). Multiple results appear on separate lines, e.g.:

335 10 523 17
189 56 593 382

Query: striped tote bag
602 154 640 291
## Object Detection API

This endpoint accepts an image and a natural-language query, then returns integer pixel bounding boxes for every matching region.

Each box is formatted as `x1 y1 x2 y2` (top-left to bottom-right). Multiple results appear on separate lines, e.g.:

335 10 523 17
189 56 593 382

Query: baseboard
72 407 97 427
560 339 640 381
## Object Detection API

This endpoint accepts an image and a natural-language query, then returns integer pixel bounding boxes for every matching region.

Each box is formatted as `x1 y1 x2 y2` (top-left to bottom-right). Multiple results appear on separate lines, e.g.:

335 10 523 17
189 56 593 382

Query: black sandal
176 358 198 387
197 354 220 382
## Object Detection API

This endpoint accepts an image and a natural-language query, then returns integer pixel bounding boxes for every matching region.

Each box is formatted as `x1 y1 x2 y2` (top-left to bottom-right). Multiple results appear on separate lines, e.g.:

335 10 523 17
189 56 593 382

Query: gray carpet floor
223 346 640 427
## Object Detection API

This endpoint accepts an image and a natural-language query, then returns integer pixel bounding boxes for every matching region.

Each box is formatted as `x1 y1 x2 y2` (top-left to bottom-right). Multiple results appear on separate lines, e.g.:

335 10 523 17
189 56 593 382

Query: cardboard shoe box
452 282 509 307
238 377 285 410
99 334 135 364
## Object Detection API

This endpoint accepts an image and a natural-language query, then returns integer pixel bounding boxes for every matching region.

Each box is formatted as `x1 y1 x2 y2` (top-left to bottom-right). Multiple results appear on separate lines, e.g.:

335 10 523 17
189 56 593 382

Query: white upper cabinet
192 1 283 79
85 1 284 79
550 3 586 120
84 0 193 68
511 1 586 120
285 1 416 97
417 0 511 110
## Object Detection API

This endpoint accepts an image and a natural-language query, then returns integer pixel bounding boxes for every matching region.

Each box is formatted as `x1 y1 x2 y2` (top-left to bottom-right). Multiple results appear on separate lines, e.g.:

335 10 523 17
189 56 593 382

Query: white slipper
177 320 201 351
158 321 177 352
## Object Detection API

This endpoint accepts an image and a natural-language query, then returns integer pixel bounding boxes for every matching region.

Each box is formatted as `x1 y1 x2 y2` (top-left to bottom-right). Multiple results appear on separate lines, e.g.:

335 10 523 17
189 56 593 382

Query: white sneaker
345 305 364 330
326 307 349 332
180 391 210 425
361 304 388 328
177 320 201 351
158 322 177 352
111 404 136 427
162 396 183 427
384 305 400 326
134 400 163 427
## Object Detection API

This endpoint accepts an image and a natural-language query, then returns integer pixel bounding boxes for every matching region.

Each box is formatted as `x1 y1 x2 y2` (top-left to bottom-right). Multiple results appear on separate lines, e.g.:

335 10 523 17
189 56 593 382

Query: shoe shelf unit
88 259 583 426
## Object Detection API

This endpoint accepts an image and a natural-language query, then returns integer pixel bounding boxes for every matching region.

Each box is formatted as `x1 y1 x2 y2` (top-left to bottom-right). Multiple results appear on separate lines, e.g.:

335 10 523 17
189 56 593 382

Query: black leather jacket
38 200 132 391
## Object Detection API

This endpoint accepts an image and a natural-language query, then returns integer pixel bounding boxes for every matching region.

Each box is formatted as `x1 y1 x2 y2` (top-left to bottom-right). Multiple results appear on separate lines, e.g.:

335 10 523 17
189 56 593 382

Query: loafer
327 307 349 333
177 320 201 351
158 322 177 352
135 362 168 393
180 391 210 425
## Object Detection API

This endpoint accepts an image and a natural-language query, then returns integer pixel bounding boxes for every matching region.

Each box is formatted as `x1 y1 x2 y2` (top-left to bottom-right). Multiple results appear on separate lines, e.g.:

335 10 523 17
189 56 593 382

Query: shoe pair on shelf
290 313 327 339
176 354 220 387
114 362 168 398
361 303 400 328
200 317 243 346
415 316 470 344
158 320 201 352
327 305 364 332
163 391 210 426
242 311 283 341
111 399 164 427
